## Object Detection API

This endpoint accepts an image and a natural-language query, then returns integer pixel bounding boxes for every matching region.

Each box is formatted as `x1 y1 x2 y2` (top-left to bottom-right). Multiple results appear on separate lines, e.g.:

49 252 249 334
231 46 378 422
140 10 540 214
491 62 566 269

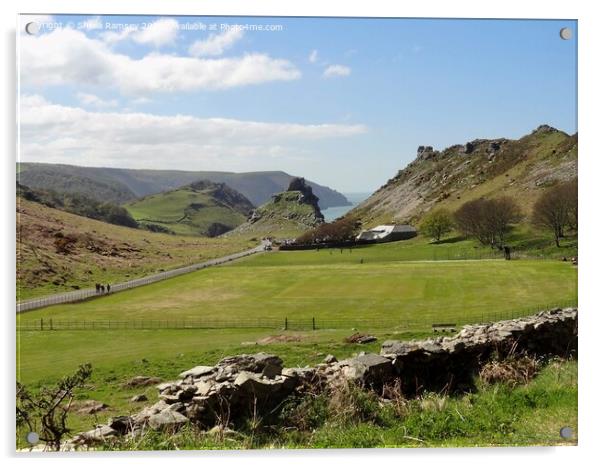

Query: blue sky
19 15 577 192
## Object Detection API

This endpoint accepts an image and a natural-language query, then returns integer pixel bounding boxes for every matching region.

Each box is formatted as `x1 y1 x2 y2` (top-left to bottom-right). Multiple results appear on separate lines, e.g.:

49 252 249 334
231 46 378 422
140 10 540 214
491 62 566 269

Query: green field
16 238 577 448
19 256 577 324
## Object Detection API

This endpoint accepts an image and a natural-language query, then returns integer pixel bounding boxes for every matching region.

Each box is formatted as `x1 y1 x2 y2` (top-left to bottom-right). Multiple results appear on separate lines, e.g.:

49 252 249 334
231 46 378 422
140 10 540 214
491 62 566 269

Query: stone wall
72 308 577 446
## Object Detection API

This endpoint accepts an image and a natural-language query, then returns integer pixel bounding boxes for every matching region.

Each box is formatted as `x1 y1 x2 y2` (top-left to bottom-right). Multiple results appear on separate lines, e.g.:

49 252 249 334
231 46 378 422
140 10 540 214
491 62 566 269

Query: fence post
40 318 44 331
49 318 53 331
312 317 316 331
285 317 288 331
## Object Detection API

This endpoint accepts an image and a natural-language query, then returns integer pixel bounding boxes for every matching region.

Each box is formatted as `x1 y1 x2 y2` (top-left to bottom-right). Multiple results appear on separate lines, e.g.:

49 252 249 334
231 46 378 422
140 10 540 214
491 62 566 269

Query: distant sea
322 192 372 222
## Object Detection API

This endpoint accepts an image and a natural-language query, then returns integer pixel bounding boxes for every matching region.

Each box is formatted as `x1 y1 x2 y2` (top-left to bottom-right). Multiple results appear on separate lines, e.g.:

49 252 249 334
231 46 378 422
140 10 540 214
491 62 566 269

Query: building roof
391 224 417 233
356 224 416 241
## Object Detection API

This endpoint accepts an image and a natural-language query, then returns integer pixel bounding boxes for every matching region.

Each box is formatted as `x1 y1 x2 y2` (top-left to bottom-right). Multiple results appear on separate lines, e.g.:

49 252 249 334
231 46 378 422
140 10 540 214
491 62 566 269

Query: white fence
16 243 266 313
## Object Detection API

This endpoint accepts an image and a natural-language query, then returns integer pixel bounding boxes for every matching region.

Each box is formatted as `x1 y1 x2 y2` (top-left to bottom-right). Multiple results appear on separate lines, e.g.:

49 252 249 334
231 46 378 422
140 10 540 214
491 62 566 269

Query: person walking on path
106 284 111 293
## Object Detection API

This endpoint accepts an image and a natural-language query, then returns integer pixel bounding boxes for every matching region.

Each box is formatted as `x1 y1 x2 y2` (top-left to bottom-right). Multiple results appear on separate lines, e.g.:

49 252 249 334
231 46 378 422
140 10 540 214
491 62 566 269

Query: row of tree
419 179 577 248
17 182 139 229
296 216 361 245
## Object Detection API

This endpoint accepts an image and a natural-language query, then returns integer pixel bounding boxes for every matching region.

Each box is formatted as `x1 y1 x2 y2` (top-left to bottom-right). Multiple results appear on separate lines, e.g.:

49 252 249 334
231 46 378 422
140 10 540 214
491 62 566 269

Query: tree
454 199 494 246
17 363 92 451
296 216 361 245
532 180 578 247
486 197 522 247
420 209 453 243
564 179 578 231
455 197 521 248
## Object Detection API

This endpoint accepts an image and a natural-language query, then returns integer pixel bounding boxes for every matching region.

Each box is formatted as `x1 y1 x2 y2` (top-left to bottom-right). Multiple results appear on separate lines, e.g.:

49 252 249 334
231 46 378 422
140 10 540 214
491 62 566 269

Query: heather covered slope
350 125 577 227
16 199 256 299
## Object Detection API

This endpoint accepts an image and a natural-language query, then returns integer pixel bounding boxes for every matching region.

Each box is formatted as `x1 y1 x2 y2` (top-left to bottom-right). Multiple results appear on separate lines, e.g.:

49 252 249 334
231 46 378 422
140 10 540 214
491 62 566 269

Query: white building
356 224 417 243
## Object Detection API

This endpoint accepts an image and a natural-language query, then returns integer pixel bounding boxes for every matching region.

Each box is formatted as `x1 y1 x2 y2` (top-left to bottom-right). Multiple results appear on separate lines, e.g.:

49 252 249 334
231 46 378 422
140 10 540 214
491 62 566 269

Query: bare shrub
479 356 540 387
381 379 409 418
17 363 93 451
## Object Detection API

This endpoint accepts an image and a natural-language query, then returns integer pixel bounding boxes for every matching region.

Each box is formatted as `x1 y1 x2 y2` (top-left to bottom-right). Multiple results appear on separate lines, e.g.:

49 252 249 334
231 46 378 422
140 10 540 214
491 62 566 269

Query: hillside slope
18 163 350 209
231 177 325 238
350 125 577 227
16 199 255 299
125 180 254 237
17 166 137 204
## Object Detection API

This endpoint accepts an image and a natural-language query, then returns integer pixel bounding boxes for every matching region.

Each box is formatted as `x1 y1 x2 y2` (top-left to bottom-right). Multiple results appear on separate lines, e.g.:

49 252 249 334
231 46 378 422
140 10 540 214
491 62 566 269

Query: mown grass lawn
19 258 577 324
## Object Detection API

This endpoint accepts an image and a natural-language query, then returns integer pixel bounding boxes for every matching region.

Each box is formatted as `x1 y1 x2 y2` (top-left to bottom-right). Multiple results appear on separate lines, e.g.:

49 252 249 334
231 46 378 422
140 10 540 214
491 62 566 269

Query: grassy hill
16 199 256 300
18 163 350 210
351 125 577 227
125 180 254 237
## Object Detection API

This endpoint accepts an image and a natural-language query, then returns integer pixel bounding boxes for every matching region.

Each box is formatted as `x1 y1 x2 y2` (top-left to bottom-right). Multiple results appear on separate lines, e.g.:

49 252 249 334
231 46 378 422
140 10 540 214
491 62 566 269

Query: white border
2 1 600 465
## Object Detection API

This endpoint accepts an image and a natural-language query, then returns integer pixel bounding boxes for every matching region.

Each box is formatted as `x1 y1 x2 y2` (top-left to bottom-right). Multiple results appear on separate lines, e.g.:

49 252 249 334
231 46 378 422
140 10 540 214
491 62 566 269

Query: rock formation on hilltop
231 177 324 238
349 125 577 227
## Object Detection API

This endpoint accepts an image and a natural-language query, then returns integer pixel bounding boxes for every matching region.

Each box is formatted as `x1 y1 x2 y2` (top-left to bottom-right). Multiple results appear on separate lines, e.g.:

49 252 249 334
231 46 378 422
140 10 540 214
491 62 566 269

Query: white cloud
19 95 367 170
20 28 301 95
101 18 178 47
133 18 179 47
101 26 137 45
130 96 152 105
76 92 118 108
323 64 351 78
309 49 319 63
189 29 244 57
79 16 104 31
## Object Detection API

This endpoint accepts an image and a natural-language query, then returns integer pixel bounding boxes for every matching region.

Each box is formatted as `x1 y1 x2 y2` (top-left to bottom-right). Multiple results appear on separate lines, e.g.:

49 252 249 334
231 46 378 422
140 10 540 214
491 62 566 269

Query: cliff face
349 126 577 227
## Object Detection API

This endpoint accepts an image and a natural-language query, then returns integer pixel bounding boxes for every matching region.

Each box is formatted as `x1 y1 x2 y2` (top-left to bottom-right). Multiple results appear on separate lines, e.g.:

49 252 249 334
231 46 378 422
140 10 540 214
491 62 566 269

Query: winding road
16 240 271 313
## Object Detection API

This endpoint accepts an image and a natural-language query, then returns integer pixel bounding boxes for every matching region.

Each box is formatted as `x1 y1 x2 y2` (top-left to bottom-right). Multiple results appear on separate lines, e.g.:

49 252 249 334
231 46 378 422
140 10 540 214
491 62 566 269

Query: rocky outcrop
233 178 324 235
71 308 577 446
416 145 439 161
348 125 576 227
531 124 559 135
